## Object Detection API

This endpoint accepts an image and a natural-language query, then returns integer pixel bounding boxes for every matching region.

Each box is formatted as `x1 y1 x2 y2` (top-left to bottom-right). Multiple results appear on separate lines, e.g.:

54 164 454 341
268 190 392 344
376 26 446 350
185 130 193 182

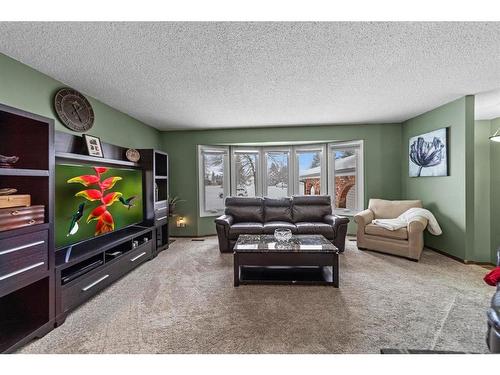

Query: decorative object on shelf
168 196 186 216
132 240 139 249
274 228 292 242
83 134 104 158
176 216 186 228
54 87 95 132
154 182 159 201
126 148 141 162
0 194 31 209
0 154 19 168
0 188 17 195
409 127 448 177
0 205 45 232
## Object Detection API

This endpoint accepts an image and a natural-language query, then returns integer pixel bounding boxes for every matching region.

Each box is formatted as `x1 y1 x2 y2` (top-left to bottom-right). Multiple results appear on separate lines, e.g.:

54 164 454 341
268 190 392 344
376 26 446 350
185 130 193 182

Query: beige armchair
354 199 427 261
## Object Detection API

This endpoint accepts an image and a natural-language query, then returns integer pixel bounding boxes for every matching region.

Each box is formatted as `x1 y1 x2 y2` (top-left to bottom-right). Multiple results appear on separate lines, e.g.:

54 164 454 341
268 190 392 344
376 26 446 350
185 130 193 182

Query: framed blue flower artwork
409 127 448 177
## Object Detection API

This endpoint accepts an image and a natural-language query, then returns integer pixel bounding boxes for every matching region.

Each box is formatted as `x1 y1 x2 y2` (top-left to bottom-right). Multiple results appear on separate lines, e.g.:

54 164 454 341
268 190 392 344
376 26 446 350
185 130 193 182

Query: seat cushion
295 222 334 239
365 223 408 240
228 222 264 240
263 221 297 234
264 197 292 222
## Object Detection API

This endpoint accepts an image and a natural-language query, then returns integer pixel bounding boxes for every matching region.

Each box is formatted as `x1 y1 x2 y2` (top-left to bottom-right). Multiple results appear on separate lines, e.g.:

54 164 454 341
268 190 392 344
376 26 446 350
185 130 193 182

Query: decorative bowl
274 228 292 242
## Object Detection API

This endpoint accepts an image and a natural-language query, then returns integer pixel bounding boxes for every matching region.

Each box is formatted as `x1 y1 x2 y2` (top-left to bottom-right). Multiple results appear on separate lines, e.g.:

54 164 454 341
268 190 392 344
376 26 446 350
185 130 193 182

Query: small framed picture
83 134 104 158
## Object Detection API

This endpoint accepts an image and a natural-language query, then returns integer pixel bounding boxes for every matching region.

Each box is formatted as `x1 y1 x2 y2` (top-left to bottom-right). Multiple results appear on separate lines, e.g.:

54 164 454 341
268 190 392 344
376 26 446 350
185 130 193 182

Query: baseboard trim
426 246 495 267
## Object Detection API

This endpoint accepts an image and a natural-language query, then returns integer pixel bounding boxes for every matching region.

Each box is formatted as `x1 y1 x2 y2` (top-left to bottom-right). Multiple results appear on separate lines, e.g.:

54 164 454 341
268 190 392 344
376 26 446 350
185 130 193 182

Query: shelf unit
139 149 169 254
53 132 160 325
0 102 55 353
54 226 154 324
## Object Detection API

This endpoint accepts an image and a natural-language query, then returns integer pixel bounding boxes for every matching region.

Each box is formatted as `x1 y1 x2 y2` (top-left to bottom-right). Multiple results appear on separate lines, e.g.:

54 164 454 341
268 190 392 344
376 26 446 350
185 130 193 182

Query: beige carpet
20 237 493 354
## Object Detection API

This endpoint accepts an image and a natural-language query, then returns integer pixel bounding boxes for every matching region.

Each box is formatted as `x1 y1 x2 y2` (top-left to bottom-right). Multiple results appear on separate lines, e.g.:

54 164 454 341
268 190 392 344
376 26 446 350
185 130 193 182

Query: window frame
198 145 230 217
328 140 364 216
262 146 293 198
230 146 262 197
293 144 327 196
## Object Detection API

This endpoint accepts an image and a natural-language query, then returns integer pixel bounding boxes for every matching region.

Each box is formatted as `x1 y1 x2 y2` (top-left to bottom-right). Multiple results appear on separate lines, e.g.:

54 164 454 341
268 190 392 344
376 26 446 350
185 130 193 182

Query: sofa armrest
408 216 428 234
324 215 350 253
324 214 349 227
214 214 234 226
354 209 374 227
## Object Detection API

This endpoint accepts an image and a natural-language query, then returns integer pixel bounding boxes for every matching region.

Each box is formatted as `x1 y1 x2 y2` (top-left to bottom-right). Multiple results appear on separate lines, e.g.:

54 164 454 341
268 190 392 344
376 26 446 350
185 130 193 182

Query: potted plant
168 196 186 217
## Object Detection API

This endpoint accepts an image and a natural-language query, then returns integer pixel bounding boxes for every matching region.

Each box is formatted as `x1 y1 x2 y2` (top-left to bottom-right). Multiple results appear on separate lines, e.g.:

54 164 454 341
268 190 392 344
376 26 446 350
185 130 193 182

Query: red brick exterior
335 176 355 208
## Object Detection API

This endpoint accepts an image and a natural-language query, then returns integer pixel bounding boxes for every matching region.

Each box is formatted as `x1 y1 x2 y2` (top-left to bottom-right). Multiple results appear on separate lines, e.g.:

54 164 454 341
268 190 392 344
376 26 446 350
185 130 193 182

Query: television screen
55 164 143 249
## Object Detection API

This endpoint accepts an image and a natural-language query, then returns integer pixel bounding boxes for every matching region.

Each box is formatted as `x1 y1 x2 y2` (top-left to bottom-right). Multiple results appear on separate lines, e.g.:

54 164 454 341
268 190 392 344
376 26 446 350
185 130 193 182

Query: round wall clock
54 88 95 132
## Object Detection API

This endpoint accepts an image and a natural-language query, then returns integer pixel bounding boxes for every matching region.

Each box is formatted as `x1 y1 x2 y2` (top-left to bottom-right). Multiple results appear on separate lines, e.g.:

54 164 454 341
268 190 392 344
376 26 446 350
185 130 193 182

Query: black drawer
61 241 153 313
120 240 153 273
154 206 168 224
0 230 48 293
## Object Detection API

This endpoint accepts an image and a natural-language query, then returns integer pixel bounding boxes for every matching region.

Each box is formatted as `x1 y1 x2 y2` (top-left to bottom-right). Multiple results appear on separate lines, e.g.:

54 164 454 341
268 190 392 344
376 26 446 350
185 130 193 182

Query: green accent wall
490 117 500 264
474 120 492 263
163 124 402 237
401 97 475 261
0 53 161 149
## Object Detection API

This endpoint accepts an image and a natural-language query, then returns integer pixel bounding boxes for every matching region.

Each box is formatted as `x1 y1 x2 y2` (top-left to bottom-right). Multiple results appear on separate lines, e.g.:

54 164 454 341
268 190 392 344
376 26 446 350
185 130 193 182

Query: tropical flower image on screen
55 164 143 249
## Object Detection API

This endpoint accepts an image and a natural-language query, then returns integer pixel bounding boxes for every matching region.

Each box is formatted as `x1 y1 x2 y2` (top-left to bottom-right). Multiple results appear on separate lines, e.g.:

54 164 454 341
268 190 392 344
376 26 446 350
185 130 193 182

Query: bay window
198 141 364 216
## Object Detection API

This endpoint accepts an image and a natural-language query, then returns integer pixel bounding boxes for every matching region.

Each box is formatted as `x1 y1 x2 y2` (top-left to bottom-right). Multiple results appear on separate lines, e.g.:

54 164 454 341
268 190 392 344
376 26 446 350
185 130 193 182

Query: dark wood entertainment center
0 103 169 352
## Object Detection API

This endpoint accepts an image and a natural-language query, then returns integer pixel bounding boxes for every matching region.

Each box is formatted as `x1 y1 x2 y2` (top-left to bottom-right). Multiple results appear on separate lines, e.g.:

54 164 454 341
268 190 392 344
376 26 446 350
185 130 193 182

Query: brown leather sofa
354 198 427 261
214 195 349 253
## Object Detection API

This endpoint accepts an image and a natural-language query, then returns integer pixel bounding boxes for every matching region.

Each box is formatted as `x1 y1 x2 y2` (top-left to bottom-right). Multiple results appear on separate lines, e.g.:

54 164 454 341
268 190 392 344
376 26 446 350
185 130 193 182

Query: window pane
266 151 289 198
234 152 259 197
203 152 225 213
334 150 357 209
297 150 322 195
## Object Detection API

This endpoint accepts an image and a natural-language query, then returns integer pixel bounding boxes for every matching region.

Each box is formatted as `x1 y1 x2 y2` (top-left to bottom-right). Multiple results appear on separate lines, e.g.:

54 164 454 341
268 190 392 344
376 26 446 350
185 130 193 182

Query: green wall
490 117 500 264
474 120 492 263
163 124 403 237
401 97 475 261
0 53 161 149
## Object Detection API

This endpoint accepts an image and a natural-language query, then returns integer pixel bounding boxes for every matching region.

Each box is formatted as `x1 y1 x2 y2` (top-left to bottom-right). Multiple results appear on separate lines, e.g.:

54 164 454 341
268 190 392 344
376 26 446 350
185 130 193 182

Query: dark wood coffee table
233 234 339 287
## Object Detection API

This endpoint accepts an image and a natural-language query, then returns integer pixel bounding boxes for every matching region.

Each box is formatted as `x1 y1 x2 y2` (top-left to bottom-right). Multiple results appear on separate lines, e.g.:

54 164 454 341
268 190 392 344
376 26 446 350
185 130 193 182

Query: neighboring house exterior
299 154 356 208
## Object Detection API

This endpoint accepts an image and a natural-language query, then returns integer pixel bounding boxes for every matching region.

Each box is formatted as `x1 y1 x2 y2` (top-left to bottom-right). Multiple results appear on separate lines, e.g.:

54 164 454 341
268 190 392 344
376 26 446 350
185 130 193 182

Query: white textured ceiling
1 22 500 130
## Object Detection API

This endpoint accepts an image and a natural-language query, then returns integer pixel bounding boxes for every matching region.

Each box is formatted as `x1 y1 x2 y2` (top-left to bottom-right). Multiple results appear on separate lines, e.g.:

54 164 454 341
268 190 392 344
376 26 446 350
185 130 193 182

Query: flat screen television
55 164 143 249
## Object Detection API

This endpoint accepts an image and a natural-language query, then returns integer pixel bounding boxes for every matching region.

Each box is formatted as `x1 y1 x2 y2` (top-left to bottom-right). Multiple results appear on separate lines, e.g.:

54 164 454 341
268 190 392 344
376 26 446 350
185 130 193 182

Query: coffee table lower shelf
238 266 334 286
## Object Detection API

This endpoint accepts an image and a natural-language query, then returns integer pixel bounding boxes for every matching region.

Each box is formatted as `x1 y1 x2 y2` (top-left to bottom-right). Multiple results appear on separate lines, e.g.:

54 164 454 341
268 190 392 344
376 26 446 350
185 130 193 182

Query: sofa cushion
295 222 334 239
225 197 264 223
365 223 408 240
263 221 297 234
292 195 332 223
228 222 264 240
264 197 292 222
368 199 422 219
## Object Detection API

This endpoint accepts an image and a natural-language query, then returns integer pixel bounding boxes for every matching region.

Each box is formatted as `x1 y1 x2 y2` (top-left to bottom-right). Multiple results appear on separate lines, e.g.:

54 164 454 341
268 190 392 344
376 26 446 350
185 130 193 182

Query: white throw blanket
371 207 442 235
